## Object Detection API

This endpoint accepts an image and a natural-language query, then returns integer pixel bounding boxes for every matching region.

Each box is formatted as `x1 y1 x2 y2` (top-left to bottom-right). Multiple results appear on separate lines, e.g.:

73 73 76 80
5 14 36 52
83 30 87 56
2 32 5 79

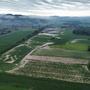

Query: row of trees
88 46 90 51
73 27 90 52
73 27 90 36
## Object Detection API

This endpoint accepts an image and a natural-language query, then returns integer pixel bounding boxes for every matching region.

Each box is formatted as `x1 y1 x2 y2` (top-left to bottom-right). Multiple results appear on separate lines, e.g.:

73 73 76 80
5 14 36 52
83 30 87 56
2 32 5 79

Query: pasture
0 29 35 55
0 29 36 71
0 34 53 71
0 73 90 90
0 27 90 90
33 29 90 59
52 29 90 51
33 48 90 59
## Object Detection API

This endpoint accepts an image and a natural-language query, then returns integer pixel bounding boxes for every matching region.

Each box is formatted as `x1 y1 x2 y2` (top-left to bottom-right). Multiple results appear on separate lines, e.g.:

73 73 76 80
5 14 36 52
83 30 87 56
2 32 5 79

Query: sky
0 0 90 16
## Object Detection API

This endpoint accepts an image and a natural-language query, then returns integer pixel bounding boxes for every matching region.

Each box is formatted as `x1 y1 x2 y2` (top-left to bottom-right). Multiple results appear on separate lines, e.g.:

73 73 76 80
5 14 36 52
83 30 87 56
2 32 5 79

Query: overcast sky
0 0 90 16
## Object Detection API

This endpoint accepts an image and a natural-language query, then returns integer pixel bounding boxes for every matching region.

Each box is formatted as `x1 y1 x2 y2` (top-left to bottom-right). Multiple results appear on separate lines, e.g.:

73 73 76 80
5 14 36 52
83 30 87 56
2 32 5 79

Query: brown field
26 55 89 64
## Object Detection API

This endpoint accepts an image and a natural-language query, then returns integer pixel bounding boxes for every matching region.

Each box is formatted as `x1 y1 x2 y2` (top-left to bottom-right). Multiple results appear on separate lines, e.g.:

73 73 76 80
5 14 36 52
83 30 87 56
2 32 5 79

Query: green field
15 60 90 83
0 34 53 71
32 48 90 59
0 29 37 71
0 28 90 90
33 29 90 59
0 45 32 71
52 29 90 51
0 73 90 90
29 35 52 48
0 29 35 55
7 45 32 64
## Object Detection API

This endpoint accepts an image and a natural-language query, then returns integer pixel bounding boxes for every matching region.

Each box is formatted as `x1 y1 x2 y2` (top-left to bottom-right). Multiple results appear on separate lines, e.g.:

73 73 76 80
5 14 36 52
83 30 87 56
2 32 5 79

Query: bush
88 46 90 51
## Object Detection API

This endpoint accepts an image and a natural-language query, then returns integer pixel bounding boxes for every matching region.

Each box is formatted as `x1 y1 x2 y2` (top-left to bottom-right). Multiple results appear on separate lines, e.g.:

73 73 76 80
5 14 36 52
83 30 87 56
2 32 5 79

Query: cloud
27 10 90 16
0 0 90 16
0 0 19 1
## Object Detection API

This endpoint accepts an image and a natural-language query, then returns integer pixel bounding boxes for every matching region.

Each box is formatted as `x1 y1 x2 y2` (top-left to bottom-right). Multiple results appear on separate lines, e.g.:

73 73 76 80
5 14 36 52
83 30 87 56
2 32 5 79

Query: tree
88 46 90 51
87 62 90 70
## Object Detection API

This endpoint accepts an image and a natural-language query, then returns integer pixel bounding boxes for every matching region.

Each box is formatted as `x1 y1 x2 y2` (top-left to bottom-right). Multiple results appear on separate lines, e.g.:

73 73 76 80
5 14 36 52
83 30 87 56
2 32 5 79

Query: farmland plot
32 48 90 59
0 29 35 55
0 34 53 71
0 29 36 71
32 29 90 59
0 73 90 90
0 27 90 90
11 58 90 84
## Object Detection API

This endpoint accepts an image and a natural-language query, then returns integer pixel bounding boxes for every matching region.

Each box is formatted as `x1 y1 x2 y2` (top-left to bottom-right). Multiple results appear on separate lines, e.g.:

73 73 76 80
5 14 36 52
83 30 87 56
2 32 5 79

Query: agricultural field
32 48 90 59
28 35 53 48
0 29 35 55
52 29 90 50
0 33 53 71
11 60 90 83
0 45 32 71
0 28 37 71
0 27 90 90
32 29 90 59
0 73 90 90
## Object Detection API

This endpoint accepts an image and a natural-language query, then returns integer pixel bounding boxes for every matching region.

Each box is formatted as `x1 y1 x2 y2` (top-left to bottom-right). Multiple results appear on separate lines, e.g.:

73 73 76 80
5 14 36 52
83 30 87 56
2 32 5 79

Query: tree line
73 27 90 36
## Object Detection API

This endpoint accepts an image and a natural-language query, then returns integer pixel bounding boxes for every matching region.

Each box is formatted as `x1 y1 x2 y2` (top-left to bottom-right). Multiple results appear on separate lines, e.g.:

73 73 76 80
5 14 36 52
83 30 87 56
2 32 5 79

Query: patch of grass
0 62 14 71
0 73 90 90
0 34 53 71
52 43 88 51
32 48 90 59
0 29 35 71
9 45 32 63
38 29 90 59
30 35 52 48
0 45 33 71
52 29 90 50
0 29 35 55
